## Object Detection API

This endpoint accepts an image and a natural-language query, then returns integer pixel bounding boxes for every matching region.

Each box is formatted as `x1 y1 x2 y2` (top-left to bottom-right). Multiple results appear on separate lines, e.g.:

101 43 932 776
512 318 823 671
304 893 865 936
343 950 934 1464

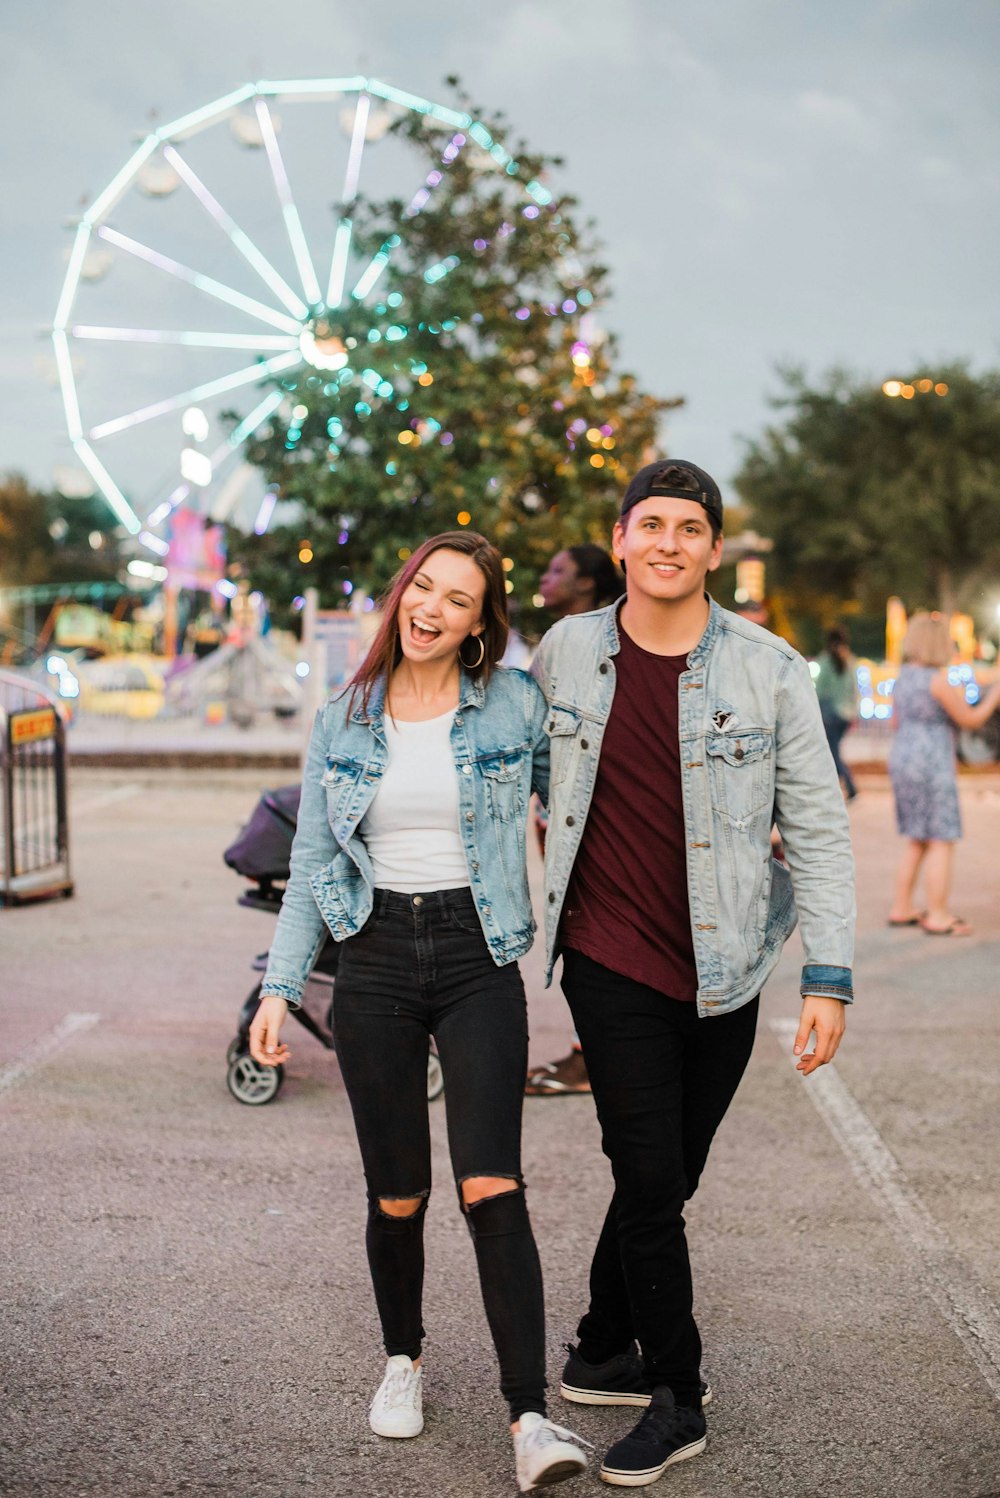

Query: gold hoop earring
460 634 485 669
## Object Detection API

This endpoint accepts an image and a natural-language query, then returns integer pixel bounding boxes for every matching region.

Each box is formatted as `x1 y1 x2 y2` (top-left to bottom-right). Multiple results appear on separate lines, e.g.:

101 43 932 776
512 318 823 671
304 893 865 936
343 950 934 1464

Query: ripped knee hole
460 1176 522 1209
376 1194 427 1219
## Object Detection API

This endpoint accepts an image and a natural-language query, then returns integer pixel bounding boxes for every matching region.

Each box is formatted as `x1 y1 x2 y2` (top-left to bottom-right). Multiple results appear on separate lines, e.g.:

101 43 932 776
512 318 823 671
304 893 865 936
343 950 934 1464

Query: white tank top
359 708 469 892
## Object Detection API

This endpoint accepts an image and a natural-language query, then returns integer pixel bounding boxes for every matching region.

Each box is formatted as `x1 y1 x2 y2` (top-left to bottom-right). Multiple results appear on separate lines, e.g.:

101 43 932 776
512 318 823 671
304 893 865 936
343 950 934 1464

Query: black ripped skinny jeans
332 886 547 1421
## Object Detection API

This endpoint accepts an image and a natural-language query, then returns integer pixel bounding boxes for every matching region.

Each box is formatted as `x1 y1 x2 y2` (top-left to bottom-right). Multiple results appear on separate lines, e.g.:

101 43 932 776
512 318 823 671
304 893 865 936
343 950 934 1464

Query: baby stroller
223 784 444 1107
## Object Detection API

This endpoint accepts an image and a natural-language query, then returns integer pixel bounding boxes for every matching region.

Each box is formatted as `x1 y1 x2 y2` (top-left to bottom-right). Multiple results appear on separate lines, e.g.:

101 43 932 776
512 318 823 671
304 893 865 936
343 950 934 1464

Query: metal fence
0 669 73 906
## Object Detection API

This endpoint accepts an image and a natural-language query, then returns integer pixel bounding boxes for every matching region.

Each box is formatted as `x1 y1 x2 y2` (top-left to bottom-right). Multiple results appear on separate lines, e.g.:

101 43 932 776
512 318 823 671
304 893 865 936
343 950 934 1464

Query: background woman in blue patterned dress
887 613 1000 935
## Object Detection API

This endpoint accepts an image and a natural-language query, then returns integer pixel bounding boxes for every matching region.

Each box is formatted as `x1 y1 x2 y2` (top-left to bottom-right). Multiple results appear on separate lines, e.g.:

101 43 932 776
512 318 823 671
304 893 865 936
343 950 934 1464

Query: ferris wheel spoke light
54 223 93 329
89 350 302 440
161 143 309 319
405 133 468 220
526 180 553 206
146 483 192 528
424 255 460 285
254 99 323 306
96 226 302 334
84 138 160 226
218 388 286 453
139 530 170 557
367 79 470 129
342 94 371 203
71 325 298 351
326 218 354 308
255 76 366 98
52 330 83 440
254 489 278 534
352 235 401 302
72 441 142 534
154 85 257 146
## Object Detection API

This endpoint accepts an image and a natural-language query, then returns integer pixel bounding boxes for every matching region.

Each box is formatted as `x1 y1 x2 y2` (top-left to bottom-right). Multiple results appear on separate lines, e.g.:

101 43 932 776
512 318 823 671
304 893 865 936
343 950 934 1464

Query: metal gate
0 669 73 905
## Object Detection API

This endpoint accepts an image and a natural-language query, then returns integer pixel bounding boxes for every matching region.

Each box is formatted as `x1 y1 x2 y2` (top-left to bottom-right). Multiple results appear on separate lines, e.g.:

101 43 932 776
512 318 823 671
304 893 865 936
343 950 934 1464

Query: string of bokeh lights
881 377 949 399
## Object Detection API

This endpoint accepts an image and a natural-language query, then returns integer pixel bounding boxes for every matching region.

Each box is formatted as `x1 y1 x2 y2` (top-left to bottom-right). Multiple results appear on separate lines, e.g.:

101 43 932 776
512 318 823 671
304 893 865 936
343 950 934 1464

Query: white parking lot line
0 1012 99 1095
770 1018 1000 1401
71 784 141 817
15 782 141 846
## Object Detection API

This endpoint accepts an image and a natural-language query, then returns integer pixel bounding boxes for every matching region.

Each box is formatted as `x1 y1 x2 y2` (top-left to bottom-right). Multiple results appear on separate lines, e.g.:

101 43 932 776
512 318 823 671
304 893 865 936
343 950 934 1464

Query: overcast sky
2 0 998 529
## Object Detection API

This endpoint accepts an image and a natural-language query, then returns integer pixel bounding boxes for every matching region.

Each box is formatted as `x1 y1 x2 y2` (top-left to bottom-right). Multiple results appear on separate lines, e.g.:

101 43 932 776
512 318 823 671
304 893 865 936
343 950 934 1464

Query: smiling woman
347 531 510 719
247 530 589 1489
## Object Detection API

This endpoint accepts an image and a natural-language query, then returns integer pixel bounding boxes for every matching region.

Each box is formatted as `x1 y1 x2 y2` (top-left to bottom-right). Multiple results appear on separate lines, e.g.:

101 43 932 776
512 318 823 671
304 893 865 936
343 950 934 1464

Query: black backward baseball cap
619 459 723 530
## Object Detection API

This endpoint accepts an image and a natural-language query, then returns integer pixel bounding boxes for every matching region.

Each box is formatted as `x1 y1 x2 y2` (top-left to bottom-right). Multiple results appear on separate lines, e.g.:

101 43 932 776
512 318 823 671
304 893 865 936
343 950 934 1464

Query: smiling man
532 459 855 1487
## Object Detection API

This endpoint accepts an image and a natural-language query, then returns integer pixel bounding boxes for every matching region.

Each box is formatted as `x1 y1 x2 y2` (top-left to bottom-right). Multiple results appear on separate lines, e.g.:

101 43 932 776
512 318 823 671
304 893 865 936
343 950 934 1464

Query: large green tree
227 86 676 628
736 364 1000 633
0 473 123 590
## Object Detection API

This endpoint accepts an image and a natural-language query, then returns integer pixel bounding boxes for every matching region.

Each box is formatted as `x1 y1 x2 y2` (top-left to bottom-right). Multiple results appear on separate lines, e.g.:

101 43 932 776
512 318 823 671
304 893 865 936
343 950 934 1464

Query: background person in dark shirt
525 543 623 1097
535 460 853 1488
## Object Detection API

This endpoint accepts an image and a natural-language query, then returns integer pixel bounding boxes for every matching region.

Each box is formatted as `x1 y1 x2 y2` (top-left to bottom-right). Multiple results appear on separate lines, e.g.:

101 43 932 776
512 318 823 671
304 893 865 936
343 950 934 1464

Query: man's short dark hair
620 459 723 540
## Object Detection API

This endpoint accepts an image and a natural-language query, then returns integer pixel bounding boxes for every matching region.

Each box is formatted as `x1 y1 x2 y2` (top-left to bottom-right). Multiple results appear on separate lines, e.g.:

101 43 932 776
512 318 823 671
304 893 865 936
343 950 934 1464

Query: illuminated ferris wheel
51 77 571 550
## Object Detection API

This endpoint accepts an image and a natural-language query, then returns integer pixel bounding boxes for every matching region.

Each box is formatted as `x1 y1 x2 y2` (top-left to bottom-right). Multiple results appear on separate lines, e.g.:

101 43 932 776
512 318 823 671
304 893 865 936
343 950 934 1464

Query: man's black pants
561 948 759 1406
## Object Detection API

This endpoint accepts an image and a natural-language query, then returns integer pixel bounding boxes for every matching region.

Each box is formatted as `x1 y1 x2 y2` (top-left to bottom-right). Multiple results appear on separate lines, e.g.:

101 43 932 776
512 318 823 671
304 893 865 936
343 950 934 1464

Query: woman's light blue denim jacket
533 599 856 1018
261 667 550 1008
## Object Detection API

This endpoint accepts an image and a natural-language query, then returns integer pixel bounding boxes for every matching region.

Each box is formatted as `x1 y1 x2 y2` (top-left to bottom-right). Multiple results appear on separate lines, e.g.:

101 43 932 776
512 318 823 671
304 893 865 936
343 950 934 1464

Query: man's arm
773 651 856 1069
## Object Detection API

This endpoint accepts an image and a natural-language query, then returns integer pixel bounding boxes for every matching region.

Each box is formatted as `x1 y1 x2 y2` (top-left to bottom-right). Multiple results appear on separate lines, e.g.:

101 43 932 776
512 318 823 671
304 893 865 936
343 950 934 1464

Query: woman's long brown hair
343 532 510 717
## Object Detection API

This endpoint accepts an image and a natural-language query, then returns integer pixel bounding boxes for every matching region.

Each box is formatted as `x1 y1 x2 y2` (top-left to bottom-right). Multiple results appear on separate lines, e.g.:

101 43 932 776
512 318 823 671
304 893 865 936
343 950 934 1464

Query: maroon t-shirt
559 625 698 1001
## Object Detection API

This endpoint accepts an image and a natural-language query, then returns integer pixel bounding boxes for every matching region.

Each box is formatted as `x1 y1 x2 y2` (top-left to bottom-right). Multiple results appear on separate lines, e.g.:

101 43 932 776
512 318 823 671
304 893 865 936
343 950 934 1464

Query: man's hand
249 994 291 1067
793 995 846 1075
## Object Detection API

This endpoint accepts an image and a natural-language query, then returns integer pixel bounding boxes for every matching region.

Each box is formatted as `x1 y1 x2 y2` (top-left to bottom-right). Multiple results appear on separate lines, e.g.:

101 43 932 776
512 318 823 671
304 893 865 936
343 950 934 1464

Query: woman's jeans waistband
371 885 475 918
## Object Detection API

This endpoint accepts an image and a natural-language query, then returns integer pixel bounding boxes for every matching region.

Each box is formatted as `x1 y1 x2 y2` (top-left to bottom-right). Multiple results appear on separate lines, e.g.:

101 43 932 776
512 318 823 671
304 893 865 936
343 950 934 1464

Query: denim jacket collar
348 669 486 730
686 597 723 667
602 593 721 665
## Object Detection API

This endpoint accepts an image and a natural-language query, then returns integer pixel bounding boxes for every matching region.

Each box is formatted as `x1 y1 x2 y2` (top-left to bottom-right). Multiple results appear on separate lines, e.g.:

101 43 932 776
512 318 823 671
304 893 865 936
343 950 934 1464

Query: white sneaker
368 1355 424 1438
514 1411 589 1492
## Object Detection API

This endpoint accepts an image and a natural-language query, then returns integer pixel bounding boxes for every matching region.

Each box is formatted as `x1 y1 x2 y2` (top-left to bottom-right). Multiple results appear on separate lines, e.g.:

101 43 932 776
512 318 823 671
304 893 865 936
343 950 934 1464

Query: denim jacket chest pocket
478 745 527 823
704 730 773 828
321 754 366 822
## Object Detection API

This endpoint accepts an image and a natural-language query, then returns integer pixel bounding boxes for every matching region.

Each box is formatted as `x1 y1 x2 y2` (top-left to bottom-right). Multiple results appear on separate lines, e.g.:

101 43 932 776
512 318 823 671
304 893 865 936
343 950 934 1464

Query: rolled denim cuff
259 977 304 1011
800 963 854 1004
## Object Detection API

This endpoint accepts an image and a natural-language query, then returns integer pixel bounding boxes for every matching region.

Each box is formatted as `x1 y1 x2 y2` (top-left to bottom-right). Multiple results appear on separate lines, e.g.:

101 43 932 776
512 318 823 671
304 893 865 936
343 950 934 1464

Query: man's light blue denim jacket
532 599 856 1018
261 667 550 1008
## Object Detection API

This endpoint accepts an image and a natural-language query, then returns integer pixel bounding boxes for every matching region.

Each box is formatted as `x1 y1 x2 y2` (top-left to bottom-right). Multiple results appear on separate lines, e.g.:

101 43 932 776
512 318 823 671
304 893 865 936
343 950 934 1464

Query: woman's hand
249 994 291 1066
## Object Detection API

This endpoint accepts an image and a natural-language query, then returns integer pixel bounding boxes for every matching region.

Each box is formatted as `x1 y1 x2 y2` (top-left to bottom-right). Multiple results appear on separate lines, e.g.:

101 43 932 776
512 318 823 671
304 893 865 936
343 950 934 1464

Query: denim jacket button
580 739 589 751
465 810 475 822
599 662 609 674
462 764 472 774
565 815 575 827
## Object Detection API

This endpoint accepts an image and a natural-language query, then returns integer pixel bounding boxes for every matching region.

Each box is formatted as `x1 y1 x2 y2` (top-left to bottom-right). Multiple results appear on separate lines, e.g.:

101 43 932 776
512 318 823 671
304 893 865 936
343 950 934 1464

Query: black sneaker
560 1344 712 1409
599 1387 706 1487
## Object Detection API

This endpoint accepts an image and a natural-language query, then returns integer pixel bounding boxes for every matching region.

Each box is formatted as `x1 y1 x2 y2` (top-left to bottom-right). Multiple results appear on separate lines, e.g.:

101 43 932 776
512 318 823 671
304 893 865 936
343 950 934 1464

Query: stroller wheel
225 1036 243 1066
227 1050 284 1105
426 1048 444 1102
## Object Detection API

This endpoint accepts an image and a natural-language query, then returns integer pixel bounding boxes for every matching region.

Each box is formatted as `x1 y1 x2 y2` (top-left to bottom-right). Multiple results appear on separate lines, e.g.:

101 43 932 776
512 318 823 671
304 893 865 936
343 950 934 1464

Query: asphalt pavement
2 764 999 1498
